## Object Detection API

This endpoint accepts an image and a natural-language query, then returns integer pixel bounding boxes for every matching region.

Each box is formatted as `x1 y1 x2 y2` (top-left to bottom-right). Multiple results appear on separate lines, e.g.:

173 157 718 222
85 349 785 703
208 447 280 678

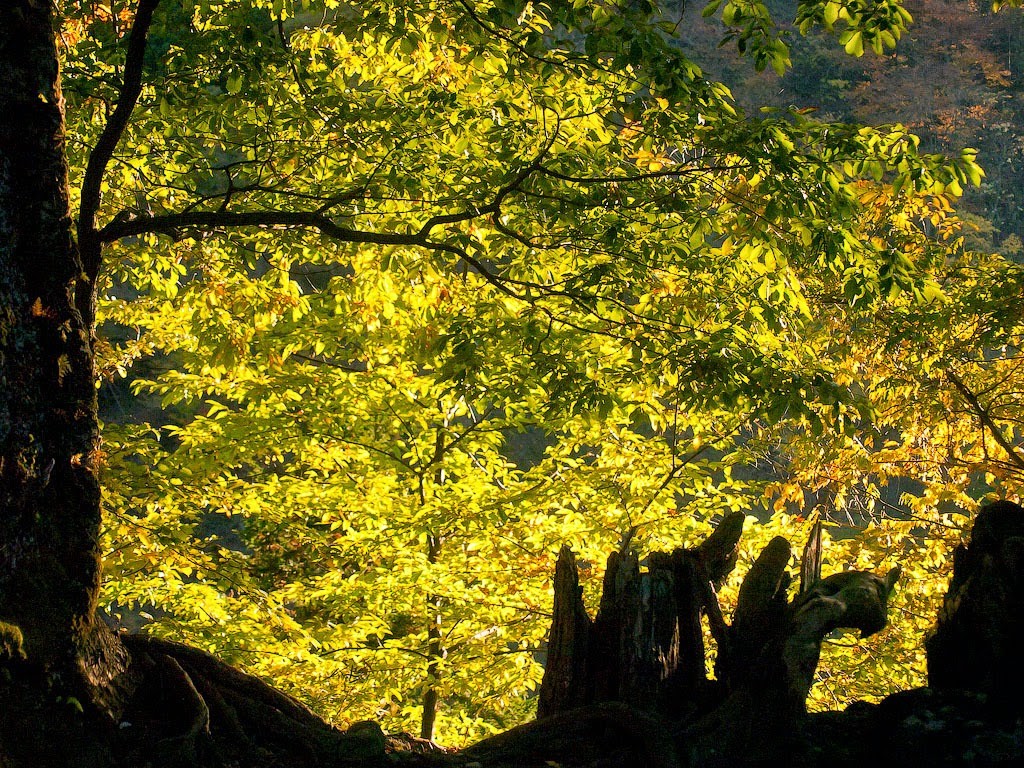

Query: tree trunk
0 0 103 667
0 7 385 767
421 532 444 742
0 2 134 763
926 498 1024 713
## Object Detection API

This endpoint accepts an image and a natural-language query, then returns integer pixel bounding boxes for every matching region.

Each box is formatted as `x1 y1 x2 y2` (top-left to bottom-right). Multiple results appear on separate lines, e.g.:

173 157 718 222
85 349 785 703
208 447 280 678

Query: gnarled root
119 634 386 767
463 701 680 768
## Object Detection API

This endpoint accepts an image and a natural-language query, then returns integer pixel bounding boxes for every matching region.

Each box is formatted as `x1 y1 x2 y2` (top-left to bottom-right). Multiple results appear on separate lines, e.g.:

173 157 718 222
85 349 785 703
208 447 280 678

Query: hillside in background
679 0 1024 257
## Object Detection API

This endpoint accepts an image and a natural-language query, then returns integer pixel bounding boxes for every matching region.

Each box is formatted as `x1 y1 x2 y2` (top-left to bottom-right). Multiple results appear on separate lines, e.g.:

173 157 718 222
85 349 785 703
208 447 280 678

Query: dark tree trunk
0 3 134 763
0 7 389 767
536 546 593 718
0 3 149 763
0 0 103 667
927 499 1024 713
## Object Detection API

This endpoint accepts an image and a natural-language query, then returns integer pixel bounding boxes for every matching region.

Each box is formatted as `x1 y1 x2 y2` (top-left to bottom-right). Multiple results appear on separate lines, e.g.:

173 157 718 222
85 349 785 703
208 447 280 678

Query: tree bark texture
0 0 103 669
0 4 135 764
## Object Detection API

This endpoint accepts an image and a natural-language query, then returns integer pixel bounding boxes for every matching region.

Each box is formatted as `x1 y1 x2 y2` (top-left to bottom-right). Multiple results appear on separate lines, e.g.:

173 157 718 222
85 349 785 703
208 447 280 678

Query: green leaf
844 31 864 57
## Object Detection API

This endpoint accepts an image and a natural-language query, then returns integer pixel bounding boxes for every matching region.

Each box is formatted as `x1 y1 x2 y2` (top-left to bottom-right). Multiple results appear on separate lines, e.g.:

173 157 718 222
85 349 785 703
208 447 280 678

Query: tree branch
947 369 1024 473
98 209 424 245
98 122 554 246
78 0 162 277
537 162 749 185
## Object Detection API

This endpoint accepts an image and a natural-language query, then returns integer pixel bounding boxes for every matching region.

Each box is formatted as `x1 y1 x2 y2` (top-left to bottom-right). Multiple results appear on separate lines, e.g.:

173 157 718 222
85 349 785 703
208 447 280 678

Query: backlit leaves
68 0 1024 746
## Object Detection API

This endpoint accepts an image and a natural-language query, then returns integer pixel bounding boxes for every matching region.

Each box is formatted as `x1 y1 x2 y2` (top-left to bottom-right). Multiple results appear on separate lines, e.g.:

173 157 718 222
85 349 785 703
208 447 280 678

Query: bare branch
537 162 749 185
947 369 1024 472
78 0 162 277
98 208 423 244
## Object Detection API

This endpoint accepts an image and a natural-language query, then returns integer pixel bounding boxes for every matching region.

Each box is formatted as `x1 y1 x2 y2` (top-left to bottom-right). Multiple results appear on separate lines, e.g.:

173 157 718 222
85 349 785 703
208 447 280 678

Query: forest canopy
53 0 1024 746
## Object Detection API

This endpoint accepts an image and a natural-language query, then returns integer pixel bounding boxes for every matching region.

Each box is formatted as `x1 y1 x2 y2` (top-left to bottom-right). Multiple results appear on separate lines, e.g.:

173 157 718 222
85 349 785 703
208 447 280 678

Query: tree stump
538 511 744 719
927 499 1024 713
534 511 901 766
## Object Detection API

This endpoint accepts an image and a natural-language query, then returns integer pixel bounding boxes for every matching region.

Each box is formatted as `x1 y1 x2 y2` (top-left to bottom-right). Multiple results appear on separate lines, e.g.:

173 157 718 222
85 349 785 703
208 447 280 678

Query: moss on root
0 622 25 663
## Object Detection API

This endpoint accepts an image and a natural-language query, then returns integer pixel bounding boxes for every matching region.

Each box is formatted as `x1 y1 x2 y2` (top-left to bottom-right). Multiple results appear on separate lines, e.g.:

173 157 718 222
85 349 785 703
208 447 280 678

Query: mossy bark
0 0 104 665
0 3 134 763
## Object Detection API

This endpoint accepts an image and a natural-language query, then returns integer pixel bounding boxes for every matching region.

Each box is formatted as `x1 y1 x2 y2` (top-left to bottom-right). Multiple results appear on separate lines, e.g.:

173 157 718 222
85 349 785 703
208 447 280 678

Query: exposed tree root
118 634 387 768
461 702 681 768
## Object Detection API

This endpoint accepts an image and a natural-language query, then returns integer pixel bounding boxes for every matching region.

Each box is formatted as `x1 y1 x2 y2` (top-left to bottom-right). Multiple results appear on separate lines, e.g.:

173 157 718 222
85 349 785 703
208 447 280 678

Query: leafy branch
946 369 1024 474
77 0 163 328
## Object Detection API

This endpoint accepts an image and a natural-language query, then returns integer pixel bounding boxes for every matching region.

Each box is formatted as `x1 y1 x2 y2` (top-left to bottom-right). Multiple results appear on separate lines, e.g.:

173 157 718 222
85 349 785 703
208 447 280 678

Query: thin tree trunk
421 534 444 741
419 427 451 742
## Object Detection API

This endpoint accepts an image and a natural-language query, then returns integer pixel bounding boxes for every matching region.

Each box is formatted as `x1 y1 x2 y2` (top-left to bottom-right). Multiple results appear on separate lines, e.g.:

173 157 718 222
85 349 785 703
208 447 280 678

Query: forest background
60 0 1024 747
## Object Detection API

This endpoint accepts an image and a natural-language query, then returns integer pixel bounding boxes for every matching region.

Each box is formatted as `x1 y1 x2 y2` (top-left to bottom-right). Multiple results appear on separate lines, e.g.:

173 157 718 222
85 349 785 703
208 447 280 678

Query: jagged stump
927 499 1024 714
528 512 901 766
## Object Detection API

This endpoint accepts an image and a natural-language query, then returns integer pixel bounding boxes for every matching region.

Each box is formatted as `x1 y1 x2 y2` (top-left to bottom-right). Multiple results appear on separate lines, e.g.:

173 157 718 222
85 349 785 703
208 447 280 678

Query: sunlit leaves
68 0 1024 747
794 0 913 56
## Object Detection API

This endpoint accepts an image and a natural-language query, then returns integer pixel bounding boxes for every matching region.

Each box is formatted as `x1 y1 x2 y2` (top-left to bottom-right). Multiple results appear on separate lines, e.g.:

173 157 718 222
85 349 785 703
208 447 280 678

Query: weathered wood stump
532 512 902 766
538 514 899 716
927 499 1024 713
538 511 743 720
